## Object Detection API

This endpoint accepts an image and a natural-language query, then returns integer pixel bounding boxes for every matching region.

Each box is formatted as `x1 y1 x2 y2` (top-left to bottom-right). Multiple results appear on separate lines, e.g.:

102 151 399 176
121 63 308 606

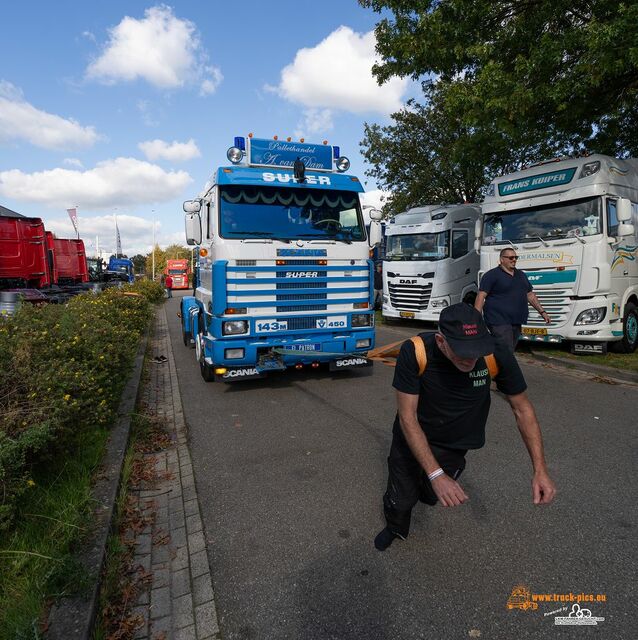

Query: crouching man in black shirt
375 303 556 551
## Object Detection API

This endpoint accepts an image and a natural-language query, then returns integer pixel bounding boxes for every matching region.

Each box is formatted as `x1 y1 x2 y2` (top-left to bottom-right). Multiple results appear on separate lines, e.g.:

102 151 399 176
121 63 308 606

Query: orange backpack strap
485 353 499 378
410 336 428 376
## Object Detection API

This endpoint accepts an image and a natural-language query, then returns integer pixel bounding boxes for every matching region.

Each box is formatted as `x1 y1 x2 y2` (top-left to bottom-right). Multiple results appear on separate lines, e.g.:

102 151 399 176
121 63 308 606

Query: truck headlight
335 156 350 172
351 314 371 327
430 298 450 309
579 161 600 179
575 307 606 325
225 348 245 359
222 320 248 335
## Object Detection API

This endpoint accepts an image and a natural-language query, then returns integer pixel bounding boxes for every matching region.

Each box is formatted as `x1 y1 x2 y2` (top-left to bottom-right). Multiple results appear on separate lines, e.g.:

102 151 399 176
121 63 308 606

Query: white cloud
272 27 408 115
45 213 177 258
294 108 334 138
139 138 201 162
86 5 223 94
0 157 192 210
63 158 84 168
0 80 100 150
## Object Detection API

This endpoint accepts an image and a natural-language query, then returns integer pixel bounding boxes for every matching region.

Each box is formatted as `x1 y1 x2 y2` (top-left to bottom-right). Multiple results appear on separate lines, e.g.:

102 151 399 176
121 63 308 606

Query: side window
607 199 618 237
207 201 214 239
452 229 469 259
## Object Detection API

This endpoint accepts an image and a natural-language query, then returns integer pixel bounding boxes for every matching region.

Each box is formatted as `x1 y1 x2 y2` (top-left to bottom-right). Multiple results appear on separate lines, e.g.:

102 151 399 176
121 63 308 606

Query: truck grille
225 261 370 320
525 289 572 326
388 282 433 310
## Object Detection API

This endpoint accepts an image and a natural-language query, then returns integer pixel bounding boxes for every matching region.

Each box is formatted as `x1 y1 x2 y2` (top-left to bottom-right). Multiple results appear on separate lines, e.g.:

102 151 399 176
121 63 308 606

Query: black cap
438 303 495 358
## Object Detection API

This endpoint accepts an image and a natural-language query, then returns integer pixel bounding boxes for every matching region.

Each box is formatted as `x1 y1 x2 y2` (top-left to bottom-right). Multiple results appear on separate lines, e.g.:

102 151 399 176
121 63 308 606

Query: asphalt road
165 293 637 640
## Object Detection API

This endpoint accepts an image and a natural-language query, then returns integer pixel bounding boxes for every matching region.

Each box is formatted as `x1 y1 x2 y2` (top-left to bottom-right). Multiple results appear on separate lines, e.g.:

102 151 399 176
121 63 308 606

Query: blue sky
0 1 412 257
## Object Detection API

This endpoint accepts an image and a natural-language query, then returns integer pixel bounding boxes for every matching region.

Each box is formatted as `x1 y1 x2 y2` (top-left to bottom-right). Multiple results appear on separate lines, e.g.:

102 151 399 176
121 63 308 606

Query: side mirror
618 223 635 237
185 213 202 246
473 238 481 253
474 217 483 240
368 208 383 222
368 221 382 247
183 200 201 214
617 198 632 222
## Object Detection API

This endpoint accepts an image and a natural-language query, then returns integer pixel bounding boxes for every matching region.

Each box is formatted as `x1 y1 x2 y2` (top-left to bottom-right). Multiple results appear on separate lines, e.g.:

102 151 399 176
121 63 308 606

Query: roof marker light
273 135 278 140
323 140 328 145
287 137 292 142
300 138 305 143
248 132 254 138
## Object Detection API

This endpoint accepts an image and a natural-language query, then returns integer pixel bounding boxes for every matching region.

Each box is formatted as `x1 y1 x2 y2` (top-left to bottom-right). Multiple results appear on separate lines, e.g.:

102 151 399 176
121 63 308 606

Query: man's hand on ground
431 475 469 507
532 470 556 504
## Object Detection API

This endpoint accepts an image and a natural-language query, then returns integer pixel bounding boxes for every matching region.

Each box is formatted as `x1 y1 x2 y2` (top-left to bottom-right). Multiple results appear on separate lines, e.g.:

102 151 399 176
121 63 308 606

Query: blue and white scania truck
477 154 638 354
181 135 382 381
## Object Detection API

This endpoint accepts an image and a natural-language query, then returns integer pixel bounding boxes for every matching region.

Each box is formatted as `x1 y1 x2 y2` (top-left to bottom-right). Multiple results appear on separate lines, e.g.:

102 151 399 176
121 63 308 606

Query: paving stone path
131 305 220 640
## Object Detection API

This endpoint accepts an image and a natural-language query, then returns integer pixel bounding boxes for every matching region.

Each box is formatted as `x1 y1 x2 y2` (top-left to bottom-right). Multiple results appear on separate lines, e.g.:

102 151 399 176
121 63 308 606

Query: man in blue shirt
475 248 550 350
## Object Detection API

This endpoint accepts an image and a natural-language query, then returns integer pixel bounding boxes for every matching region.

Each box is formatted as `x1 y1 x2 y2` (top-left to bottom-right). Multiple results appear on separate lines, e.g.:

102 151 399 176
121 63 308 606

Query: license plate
522 327 547 336
287 343 321 352
400 311 415 319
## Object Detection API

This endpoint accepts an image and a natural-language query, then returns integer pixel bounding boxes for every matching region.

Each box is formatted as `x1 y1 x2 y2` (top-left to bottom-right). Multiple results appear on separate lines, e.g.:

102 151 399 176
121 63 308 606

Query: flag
115 221 122 257
67 207 79 237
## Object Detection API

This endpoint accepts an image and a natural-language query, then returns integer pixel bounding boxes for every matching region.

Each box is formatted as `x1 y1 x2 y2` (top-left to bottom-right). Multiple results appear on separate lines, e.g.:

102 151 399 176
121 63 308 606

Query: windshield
219 185 365 242
385 231 450 261
482 196 602 245
168 269 185 274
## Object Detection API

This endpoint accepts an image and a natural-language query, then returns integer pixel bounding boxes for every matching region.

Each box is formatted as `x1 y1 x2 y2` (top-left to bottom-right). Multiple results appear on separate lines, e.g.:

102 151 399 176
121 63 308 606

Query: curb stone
527 348 638 384
46 330 149 639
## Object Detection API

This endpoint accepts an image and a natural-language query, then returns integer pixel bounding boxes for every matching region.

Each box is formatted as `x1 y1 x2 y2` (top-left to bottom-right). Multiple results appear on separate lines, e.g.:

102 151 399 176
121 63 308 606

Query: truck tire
196 316 215 382
611 302 638 353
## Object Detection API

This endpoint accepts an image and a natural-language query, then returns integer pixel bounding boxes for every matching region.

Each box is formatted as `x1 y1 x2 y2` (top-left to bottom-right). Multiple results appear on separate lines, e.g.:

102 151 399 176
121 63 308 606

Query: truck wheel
196 317 215 382
611 302 638 353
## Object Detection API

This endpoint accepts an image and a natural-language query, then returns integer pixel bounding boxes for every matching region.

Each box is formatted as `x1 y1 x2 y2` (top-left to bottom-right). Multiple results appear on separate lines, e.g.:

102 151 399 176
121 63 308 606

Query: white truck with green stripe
477 155 638 354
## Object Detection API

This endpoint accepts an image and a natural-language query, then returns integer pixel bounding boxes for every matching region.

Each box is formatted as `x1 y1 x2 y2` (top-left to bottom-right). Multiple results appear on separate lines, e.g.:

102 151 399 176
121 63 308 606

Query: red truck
1 211 90 301
164 259 190 289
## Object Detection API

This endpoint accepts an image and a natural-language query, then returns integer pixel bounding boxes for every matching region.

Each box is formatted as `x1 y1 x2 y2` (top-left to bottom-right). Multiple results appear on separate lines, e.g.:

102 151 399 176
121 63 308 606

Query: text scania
223 368 259 378
336 358 368 367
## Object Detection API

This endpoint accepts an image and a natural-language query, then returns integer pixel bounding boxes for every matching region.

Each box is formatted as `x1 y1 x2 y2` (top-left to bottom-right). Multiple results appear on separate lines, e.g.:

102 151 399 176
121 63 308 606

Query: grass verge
0 428 109 639
521 343 638 373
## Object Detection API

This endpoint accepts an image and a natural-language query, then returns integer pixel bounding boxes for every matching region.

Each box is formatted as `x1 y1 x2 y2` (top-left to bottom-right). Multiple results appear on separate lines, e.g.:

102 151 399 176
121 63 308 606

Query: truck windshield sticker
249 138 333 171
482 196 601 245
498 168 576 196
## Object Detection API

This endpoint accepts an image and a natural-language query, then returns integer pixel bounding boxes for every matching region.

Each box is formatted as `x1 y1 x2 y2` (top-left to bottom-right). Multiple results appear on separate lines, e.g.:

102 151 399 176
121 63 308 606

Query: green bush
123 279 166 304
0 287 152 531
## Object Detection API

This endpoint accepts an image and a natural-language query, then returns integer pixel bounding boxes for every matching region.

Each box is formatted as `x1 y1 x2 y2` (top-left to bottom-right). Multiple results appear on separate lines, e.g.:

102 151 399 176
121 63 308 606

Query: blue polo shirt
479 266 532 325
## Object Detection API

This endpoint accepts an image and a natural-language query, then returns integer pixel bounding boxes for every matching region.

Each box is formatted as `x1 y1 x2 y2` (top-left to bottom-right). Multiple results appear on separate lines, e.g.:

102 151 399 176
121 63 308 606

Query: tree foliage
144 244 191 280
361 0 638 156
361 81 564 213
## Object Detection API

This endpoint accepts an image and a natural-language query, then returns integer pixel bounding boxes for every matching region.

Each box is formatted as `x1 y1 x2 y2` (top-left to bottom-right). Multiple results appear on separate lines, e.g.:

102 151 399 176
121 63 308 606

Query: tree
361 81 565 213
361 0 638 155
131 254 146 275
145 245 166 280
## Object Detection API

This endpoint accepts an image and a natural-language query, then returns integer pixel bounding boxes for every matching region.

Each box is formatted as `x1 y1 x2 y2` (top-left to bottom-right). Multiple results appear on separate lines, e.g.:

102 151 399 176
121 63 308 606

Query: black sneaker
374 527 399 551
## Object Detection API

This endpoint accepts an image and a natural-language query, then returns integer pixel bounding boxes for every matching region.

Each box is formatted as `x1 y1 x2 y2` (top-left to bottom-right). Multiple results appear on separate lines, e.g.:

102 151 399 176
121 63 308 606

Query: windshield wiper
226 231 274 237
293 233 351 244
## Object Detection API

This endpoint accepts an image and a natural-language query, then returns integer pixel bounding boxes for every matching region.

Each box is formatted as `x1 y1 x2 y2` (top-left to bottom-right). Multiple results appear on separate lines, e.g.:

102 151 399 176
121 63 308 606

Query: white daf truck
477 154 638 354
382 204 481 321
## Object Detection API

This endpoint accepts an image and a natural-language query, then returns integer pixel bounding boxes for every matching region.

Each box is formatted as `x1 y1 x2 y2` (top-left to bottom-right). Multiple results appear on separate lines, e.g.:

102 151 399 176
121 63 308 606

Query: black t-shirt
392 333 527 450
479 266 533 325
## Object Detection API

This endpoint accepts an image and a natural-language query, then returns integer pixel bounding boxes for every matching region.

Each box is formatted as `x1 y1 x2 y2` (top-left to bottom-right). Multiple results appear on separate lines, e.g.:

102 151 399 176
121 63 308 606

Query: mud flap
329 356 373 371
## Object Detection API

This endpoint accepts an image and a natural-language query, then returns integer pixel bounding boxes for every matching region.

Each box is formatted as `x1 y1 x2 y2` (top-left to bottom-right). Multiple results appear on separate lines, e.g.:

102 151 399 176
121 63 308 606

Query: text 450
256 320 288 333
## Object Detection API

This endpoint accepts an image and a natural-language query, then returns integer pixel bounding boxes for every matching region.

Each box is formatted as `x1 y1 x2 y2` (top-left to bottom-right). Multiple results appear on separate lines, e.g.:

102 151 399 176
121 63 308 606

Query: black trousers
487 323 521 351
383 430 467 538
